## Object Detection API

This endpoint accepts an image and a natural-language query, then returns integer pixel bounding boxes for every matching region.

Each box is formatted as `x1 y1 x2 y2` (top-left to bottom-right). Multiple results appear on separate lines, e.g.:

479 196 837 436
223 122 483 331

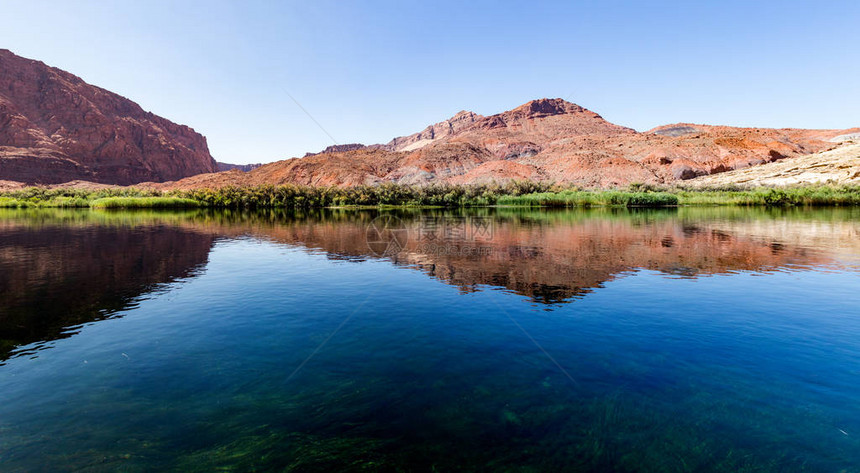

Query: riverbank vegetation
496 190 679 207
90 196 200 209
1 182 859 209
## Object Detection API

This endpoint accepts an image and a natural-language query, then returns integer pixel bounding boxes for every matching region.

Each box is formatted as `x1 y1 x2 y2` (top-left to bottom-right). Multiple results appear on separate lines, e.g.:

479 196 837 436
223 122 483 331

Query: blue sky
2 0 858 164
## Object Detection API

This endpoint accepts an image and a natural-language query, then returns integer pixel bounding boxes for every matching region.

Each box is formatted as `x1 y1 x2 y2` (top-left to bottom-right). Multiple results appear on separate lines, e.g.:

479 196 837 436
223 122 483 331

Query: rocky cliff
0 49 216 185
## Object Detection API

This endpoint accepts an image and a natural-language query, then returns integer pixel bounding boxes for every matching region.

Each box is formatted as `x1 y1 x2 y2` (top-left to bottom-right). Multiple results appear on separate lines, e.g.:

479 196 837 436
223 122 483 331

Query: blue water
0 208 859 471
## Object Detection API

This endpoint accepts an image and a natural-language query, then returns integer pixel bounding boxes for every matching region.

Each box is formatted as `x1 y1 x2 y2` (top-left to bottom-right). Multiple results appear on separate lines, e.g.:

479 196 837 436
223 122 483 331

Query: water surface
1 207 859 472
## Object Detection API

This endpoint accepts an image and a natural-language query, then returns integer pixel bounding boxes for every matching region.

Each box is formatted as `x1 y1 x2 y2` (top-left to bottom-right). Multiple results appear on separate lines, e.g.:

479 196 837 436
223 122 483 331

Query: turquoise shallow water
1 207 859 472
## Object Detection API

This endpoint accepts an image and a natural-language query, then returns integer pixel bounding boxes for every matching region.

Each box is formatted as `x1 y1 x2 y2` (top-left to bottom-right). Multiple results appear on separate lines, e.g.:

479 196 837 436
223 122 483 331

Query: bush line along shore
2 182 860 209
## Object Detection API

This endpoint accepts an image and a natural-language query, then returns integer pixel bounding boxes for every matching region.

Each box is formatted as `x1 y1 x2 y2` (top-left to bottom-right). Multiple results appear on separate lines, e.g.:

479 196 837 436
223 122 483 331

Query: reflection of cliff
0 220 215 361
202 209 854 305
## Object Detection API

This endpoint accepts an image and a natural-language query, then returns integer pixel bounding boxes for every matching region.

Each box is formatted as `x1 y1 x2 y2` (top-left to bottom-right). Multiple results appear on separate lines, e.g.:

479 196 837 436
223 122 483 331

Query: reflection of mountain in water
0 216 216 361
1 207 857 361
210 208 858 305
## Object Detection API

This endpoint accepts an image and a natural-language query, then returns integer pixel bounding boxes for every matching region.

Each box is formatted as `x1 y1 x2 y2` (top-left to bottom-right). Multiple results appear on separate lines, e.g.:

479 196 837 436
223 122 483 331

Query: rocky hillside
0 49 216 185
688 140 860 187
158 98 855 189
384 110 483 152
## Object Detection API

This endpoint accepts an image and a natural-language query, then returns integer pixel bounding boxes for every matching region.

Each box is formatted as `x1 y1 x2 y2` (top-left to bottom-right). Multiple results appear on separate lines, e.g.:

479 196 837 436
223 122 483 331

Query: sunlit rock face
0 49 217 185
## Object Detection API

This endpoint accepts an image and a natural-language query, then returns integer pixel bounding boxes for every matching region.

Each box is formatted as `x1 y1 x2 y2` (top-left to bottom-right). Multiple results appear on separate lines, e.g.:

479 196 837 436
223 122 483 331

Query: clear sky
2 0 858 164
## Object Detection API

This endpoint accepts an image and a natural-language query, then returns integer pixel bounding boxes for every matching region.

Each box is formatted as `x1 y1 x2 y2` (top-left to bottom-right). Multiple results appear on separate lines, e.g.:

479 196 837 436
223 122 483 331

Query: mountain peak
512 98 586 118
473 98 610 131
451 110 479 119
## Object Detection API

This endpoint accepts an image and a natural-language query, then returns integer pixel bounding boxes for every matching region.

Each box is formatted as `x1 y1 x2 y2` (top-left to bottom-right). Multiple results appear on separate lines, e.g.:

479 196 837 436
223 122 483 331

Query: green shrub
498 190 678 208
2 183 859 209
90 197 200 209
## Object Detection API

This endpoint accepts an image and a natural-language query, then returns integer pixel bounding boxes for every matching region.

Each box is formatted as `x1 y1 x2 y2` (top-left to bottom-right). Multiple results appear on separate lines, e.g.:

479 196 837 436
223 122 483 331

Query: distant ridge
216 162 263 172
303 143 370 157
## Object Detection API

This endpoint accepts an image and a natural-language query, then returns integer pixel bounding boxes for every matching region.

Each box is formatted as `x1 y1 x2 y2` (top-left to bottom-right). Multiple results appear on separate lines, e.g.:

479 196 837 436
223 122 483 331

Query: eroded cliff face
0 49 217 185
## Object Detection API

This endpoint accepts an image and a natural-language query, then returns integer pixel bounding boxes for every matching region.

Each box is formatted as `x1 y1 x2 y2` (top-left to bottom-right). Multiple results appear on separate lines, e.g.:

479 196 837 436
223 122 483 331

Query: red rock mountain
160 98 855 189
2 48 850 189
0 49 216 185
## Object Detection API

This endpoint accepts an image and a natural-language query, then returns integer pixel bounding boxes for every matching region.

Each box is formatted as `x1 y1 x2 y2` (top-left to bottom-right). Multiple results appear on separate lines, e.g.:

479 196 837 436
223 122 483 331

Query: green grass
179 181 556 208
89 196 200 209
675 186 860 206
0 195 91 208
497 190 679 208
496 185 860 208
0 188 162 208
